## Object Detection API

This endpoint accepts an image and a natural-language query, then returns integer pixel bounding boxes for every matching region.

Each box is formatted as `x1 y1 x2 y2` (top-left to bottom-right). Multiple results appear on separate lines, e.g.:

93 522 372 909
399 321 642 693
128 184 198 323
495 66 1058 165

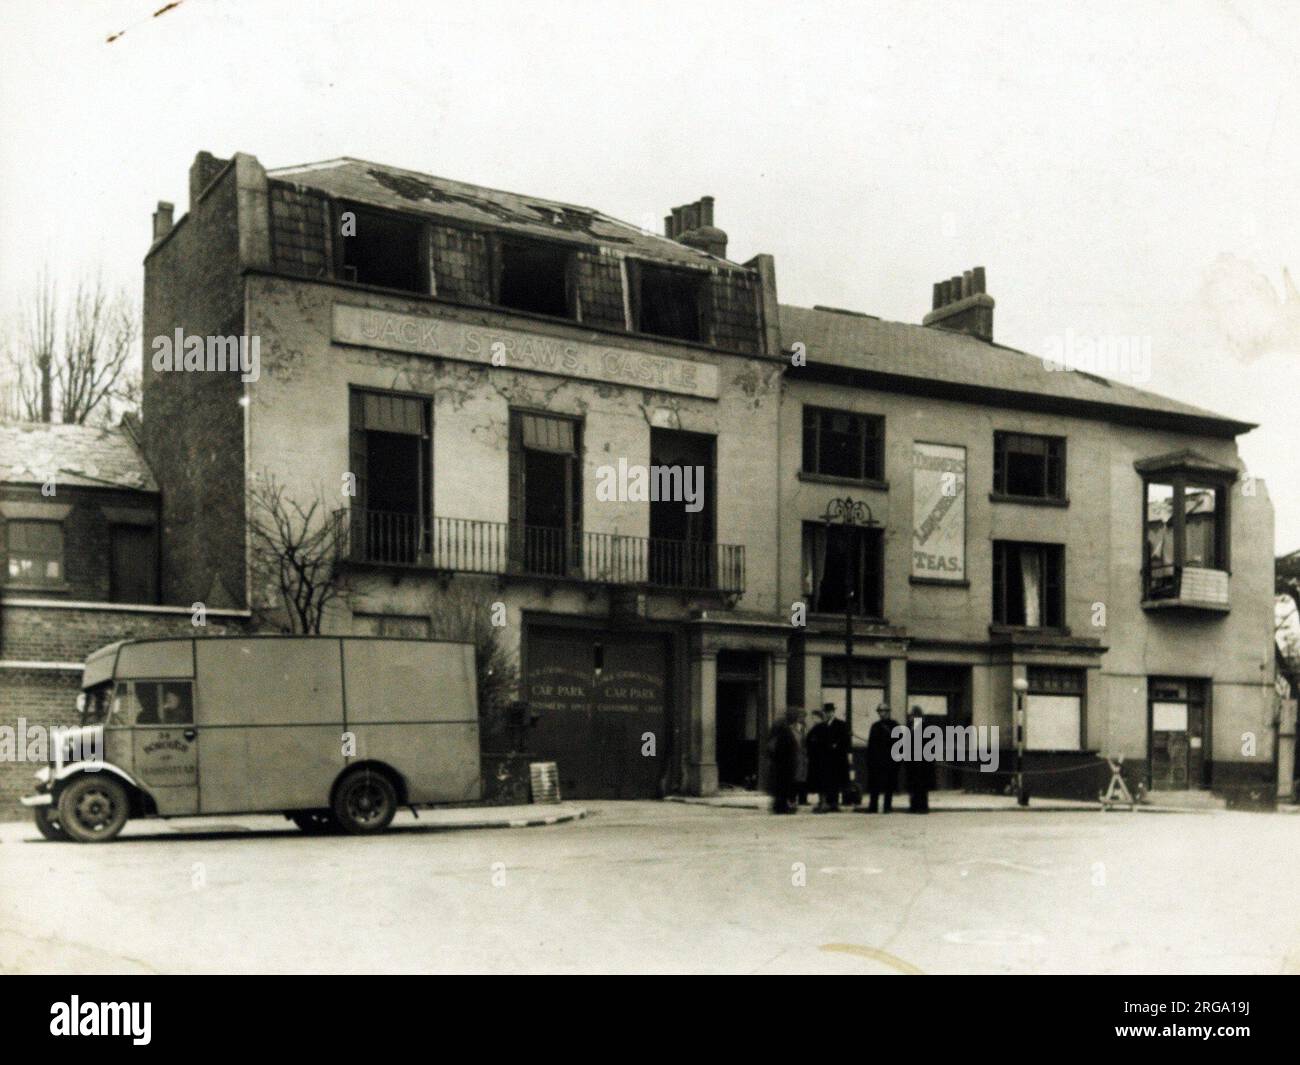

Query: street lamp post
1012 676 1029 806
820 497 877 804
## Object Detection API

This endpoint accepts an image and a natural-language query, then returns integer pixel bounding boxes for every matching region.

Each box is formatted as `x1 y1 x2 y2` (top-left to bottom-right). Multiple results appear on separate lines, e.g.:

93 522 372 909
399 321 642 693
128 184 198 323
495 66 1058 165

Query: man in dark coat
803 707 826 806
767 708 802 814
905 705 936 813
865 703 901 813
811 702 850 812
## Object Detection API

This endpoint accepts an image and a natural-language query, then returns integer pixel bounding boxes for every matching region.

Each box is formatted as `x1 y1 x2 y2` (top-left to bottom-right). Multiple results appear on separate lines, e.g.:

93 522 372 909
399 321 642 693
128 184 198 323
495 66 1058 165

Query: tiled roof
780 304 1253 433
269 157 737 269
0 421 158 492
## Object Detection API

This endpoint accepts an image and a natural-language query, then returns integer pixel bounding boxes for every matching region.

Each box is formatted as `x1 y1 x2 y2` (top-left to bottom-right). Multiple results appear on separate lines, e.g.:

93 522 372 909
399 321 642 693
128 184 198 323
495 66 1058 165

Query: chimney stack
923 265 993 342
152 201 174 243
665 196 728 259
189 150 230 208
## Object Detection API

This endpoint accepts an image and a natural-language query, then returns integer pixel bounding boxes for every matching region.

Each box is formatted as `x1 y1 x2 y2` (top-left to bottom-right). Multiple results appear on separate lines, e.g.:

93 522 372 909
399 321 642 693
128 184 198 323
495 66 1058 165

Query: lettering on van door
128 681 198 788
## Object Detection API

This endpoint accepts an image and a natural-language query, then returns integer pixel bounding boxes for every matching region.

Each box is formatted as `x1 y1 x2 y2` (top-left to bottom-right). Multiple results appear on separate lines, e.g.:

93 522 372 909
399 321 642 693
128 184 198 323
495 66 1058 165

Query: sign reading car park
332 303 719 399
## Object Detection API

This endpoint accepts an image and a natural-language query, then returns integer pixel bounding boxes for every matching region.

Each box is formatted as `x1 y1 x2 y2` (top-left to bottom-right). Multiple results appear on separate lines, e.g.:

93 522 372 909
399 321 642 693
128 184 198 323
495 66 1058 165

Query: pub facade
141 151 1278 802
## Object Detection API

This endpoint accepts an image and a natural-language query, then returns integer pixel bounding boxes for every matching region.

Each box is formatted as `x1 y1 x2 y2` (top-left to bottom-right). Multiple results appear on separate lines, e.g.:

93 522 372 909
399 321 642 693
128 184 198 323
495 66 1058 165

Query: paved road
2 802 1297 974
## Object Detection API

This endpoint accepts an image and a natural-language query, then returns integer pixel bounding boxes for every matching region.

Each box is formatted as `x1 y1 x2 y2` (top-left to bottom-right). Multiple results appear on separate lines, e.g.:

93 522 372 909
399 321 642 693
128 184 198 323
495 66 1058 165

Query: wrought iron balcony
338 509 745 595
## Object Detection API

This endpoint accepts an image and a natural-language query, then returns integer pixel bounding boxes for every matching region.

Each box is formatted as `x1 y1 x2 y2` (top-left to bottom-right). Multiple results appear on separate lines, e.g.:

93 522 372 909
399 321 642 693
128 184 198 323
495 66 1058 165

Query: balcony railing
339 509 745 594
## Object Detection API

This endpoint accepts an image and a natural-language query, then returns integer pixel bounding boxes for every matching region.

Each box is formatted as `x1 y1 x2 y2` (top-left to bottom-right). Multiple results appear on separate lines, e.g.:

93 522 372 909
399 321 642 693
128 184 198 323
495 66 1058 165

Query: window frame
333 201 430 295
490 234 579 320
992 431 1067 502
4 518 66 587
992 539 1066 629
1025 666 1086 751
1141 475 1230 598
801 520 885 619
802 405 886 483
628 259 708 343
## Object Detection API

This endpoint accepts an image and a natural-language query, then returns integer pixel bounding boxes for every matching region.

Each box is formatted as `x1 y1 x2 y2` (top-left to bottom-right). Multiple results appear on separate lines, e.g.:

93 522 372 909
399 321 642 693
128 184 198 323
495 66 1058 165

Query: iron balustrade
338 509 745 594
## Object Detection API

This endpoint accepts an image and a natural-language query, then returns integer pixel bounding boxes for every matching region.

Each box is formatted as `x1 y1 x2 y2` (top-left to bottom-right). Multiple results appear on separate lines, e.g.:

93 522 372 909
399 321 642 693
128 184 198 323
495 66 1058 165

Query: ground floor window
1025 666 1084 750
820 656 888 747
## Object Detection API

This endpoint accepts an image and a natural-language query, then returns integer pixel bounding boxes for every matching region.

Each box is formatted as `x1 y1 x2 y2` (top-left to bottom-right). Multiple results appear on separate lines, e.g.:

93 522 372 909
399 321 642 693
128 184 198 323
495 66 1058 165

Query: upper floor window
802 521 884 618
1144 480 1228 598
5 519 64 585
337 203 426 294
993 540 1064 628
347 389 433 565
494 237 575 319
803 407 885 481
993 431 1065 500
631 262 704 342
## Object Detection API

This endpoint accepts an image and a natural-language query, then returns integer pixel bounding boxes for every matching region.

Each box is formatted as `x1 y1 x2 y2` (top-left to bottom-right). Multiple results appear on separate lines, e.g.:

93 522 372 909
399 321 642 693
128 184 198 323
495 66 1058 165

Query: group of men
767 702 936 815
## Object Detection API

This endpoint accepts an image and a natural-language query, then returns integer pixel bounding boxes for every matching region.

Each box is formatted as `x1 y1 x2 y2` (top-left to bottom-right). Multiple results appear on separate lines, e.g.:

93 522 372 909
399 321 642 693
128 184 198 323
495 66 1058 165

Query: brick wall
0 485 158 602
143 160 247 609
0 602 250 819
269 181 331 278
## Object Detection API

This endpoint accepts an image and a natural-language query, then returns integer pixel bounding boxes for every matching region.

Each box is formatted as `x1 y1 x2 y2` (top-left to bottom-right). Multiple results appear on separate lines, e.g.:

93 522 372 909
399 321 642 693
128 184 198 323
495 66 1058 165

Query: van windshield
80 682 115 725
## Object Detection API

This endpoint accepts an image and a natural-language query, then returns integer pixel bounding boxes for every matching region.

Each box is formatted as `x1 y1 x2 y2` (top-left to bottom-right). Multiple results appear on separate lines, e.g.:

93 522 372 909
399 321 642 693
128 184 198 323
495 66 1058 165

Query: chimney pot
699 196 714 227
972 266 986 294
962 270 973 298
923 266 994 342
932 282 943 310
152 201 174 243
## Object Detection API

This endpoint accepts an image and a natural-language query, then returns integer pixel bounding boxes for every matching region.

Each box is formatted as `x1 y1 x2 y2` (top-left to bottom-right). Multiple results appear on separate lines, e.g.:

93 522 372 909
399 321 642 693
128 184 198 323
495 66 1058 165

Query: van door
127 680 199 815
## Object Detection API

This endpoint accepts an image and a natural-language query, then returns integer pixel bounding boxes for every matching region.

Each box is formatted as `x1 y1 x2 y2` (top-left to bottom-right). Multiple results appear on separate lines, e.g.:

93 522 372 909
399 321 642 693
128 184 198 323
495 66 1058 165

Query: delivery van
22 635 481 842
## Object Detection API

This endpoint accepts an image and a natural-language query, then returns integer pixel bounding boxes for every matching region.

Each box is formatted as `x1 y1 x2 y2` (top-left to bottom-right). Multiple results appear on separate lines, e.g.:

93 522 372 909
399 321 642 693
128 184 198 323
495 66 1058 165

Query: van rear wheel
34 805 69 841
332 769 398 834
58 776 129 843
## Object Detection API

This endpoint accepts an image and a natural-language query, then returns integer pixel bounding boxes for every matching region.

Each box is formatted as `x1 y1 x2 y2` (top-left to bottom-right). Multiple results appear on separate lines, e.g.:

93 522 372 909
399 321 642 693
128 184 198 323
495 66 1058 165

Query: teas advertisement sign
911 442 966 581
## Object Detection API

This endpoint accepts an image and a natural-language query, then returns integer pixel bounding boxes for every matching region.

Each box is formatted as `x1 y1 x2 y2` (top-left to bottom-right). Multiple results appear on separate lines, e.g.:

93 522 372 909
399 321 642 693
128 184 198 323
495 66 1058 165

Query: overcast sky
2 0 1297 551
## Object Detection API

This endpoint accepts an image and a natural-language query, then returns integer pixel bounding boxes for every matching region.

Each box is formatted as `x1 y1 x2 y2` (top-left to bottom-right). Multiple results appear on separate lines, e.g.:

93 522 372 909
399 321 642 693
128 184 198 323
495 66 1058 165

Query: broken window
993 431 1065 499
495 238 575 318
803 406 885 481
1143 478 1227 599
801 522 884 617
632 262 705 342
509 411 582 576
338 203 426 294
347 389 432 564
993 541 1064 627
5 519 63 585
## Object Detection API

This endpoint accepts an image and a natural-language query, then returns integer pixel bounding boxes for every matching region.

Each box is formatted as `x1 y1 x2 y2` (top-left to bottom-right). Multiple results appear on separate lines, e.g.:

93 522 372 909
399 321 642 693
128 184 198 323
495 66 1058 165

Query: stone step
1145 789 1227 810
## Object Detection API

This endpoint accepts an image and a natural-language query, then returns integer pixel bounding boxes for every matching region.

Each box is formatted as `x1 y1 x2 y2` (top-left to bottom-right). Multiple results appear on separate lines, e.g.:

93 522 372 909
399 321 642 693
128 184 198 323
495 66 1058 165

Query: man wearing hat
865 702 900 813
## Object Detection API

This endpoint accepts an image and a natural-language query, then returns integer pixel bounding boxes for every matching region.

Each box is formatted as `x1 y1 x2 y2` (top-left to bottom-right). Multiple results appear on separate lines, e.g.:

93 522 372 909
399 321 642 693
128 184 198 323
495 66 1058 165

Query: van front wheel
34 805 69 841
58 776 129 842
333 770 398 834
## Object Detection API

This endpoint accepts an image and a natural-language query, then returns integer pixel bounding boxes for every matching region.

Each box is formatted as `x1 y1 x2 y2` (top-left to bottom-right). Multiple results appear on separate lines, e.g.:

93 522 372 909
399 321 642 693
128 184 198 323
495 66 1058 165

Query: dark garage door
526 628 668 799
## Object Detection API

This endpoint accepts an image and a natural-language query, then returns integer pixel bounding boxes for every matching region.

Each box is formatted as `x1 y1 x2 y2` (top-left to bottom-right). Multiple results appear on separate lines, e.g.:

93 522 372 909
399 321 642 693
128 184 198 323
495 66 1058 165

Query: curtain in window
1019 548 1042 627
802 525 827 605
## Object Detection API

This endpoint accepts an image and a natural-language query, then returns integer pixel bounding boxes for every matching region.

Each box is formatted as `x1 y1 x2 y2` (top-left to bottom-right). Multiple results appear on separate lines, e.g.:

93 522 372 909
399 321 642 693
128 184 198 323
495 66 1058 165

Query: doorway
906 663 972 789
1148 677 1210 790
716 651 764 790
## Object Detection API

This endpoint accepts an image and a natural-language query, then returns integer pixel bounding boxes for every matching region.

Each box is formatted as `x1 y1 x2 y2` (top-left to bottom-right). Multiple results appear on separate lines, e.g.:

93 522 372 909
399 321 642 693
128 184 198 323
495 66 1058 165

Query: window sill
798 471 889 491
2 580 70 594
988 623 1073 637
989 493 1069 507
909 576 969 588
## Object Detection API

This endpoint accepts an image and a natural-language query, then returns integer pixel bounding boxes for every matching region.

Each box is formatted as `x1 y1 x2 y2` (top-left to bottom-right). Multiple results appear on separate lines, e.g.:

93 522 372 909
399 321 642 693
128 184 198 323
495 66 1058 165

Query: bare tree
425 582 521 748
5 270 139 425
247 475 352 634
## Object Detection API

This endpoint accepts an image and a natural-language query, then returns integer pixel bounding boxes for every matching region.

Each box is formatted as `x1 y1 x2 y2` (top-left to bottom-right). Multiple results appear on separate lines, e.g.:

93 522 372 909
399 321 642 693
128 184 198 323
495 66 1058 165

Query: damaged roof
780 304 1254 437
0 421 158 492
269 157 739 269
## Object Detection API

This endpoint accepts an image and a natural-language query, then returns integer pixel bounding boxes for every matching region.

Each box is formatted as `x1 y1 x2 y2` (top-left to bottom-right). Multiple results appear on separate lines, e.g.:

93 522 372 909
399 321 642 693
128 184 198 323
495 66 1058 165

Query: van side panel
342 640 481 804
195 638 346 814
194 639 343 726
198 726 346 813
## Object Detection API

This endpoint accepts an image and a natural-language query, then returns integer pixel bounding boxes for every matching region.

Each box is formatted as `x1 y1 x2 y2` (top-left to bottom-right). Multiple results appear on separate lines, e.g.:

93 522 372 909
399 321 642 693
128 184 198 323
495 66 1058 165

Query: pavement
2 798 1297 974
